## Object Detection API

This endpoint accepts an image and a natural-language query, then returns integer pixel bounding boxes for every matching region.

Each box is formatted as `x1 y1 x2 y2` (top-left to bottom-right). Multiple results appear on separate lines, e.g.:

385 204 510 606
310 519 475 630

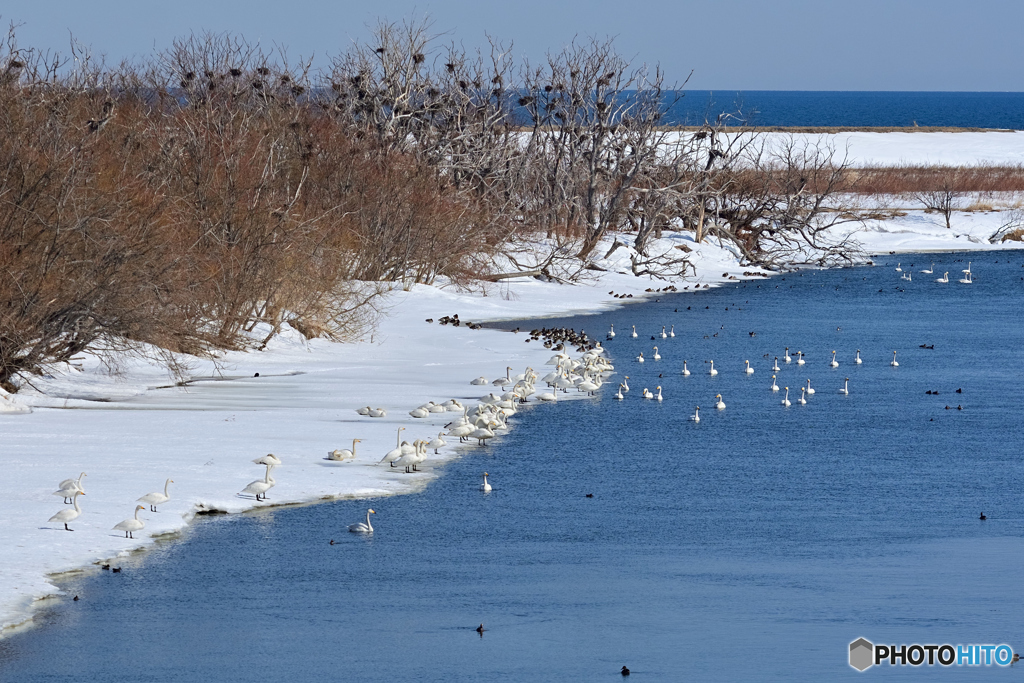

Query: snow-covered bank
2 167 1024 636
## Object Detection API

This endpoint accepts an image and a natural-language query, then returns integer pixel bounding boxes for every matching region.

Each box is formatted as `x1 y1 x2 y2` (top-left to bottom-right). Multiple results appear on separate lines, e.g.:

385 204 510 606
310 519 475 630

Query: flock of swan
896 261 974 284
48 474 174 538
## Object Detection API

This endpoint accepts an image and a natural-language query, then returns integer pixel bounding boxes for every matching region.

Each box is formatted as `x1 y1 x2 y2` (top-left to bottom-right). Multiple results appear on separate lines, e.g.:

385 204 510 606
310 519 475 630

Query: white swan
409 406 430 418
744 360 754 375
608 324 615 339
715 393 726 410
669 325 675 337
895 262 902 272
681 361 690 376
538 391 557 402
890 351 899 367
493 367 513 388
253 453 282 467
655 386 663 402
394 440 425 473
356 406 371 415
796 351 805 365
770 375 779 392
470 376 488 386
805 379 815 395
54 472 86 503
49 491 84 531
368 408 387 418
57 472 86 495
839 377 850 395
113 505 146 539
690 406 700 423
829 350 838 368
709 360 718 376
652 347 661 361
963 261 972 275
781 387 791 407
642 388 654 399
614 384 624 400
379 427 407 465
480 473 492 492
936 272 949 283
855 349 863 364
798 387 807 405
661 326 668 339
241 465 275 501
959 271 973 284
637 352 644 363
631 325 638 338
349 509 375 534
138 478 173 512
772 357 780 372
622 376 630 392
329 439 361 461
469 422 497 445
921 262 934 274
427 432 447 454
784 347 792 363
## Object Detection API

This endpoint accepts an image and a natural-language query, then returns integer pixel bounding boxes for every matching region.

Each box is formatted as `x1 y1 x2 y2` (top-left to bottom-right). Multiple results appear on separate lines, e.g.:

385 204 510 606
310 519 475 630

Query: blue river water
2 250 1024 681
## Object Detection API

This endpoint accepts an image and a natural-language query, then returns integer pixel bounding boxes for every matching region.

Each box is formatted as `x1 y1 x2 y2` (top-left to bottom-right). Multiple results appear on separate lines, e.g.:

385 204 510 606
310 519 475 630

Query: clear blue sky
5 0 1022 90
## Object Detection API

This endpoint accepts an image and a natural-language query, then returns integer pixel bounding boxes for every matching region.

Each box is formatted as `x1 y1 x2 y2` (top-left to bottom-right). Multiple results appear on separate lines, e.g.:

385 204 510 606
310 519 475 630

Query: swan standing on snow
682 361 690 376
329 439 361 461
709 360 718 376
829 350 839 368
427 432 447 454
480 473 492 492
805 379 815 395
781 387 791 407
770 375 780 392
608 324 615 339
379 427 408 465
113 505 146 539
855 349 863 364
49 491 84 531
839 377 850 395
349 509 375 534
138 479 173 512
890 351 899 367
715 393 726 410
242 465 275 501
744 360 754 375
652 347 661 361
56 473 86 503
690 406 700 423
631 326 638 338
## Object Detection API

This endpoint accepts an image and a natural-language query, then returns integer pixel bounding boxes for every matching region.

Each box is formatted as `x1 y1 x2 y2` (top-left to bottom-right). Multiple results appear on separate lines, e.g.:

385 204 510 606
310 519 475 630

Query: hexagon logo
850 638 874 671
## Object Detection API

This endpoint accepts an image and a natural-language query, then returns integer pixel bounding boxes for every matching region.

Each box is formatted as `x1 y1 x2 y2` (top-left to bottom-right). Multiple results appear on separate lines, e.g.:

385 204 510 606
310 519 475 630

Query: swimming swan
709 360 718 376
890 351 899 367
805 379 815 395
715 393 726 410
49 491 84 531
935 272 949 283
784 347 792 363
855 349 863 364
691 406 700 423
349 509 375 534
631 326 638 338
652 347 661 361
682 361 690 376
798 387 807 405
745 360 754 374
661 326 668 339
608 324 615 339
637 352 644 363
839 377 850 395
138 478 173 512
669 325 675 337
113 505 146 539
614 384 624 400
796 351 805 365
772 357 780 372
770 375 779 392
480 473 492 492
781 387 791 407
829 350 838 368
655 386 663 402
921 263 934 274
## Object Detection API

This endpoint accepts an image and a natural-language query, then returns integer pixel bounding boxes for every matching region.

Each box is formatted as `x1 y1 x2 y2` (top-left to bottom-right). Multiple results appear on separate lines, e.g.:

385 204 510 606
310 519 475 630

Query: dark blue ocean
662 91 1024 129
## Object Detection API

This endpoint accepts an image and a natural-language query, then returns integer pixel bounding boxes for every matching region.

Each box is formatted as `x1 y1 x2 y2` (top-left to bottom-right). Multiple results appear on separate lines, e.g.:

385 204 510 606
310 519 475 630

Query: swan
448 423 474 442
394 440 425 472
328 439 361 461
772 357 780 372
655 386 663 402
138 479 173 512
855 349 863 364
409 406 430 418
622 376 630 392
480 472 492 492
744 360 754 375
784 347 791 363
959 271 972 284
356 406 371 415
669 325 675 337
607 324 615 339
469 422 497 445
348 509 375 534
538 391 557 401
906 272 911 282
253 453 282 467
963 261 972 275
839 377 850 395
798 387 807 405
652 347 661 361
709 360 718 376
637 352 644 363
428 402 447 413
379 427 407 465
113 505 146 539
895 262 902 272
493 367 513 387
936 272 949 283
890 351 899 367
829 350 838 368
805 379 815 395
631 325 638 338
427 432 447 454
49 491 84 530
796 351 805 365
241 465 275 501
642 388 654 399
470 376 488 386
681 361 690 376
715 393 725 410
690 406 700 423
54 472 86 503
770 375 779 392
614 384 624 400
921 262 933 274
781 387 791 406
368 408 387 418
661 326 668 339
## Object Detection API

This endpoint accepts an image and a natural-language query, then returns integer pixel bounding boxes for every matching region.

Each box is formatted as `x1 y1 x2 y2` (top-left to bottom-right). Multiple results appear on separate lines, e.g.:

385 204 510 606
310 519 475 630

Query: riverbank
1 193 1021 637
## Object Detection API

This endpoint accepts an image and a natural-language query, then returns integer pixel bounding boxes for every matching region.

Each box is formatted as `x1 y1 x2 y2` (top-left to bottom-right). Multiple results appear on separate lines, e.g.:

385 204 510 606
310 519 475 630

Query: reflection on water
3 251 1024 681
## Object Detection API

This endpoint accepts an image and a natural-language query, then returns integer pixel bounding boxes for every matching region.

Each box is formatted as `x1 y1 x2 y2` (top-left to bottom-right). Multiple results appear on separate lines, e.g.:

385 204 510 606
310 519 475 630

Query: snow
2 133 1024 637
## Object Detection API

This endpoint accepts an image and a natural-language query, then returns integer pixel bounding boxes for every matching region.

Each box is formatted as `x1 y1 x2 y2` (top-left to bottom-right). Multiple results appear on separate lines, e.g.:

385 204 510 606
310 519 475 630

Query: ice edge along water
2 141 1023 638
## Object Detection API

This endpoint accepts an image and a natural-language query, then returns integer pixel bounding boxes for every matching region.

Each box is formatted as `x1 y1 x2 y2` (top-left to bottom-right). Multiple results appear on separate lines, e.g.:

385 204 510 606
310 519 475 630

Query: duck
839 377 849 395
348 509 375 534
979 512 986 521
855 349 863 364
715 393 725 410
652 347 661 361
829 350 838 368
113 505 146 539
480 473 492 492
681 361 690 376
49 491 84 531
805 379 815 395
708 360 718 376
781 387 791 406
328 439 361 461
690 406 700 423
890 350 899 367
770 375 779 392
138 478 173 512
744 360 754 375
